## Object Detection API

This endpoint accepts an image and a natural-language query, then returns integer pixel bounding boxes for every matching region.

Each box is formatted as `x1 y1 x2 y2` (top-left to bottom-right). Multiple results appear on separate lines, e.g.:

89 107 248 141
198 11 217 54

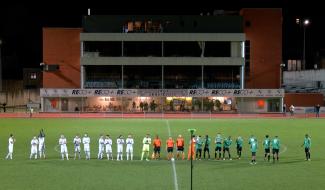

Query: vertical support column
81 97 84 113
81 66 85 89
121 41 124 56
240 66 245 89
121 65 124 89
41 97 44 112
280 97 284 112
80 41 84 89
162 65 164 89
201 65 204 88
161 41 164 57
240 41 245 89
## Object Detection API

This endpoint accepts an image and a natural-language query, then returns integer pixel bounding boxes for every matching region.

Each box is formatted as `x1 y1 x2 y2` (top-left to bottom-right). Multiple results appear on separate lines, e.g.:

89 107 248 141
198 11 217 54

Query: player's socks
141 152 145 160
268 155 270 161
131 153 133 160
66 154 69 160
61 154 64 160
127 154 129 160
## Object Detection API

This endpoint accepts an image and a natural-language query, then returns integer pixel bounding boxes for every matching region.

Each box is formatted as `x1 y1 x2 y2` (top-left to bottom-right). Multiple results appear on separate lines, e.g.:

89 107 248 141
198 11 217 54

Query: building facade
41 9 284 113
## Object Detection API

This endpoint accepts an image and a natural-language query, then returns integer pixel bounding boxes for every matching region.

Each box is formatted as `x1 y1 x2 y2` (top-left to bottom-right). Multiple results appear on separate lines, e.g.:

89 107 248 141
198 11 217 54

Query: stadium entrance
40 89 284 113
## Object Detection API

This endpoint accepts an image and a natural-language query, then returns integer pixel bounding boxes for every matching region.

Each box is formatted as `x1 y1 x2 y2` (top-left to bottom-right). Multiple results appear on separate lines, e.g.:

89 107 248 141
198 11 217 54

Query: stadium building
40 8 285 113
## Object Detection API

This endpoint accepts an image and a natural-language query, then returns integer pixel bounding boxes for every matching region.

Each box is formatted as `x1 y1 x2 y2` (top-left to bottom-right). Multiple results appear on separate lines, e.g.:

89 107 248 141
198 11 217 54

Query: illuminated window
30 73 37 80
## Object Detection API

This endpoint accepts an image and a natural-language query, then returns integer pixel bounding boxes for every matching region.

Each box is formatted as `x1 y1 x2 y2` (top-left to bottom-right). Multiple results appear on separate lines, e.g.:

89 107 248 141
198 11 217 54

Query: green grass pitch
0 118 324 190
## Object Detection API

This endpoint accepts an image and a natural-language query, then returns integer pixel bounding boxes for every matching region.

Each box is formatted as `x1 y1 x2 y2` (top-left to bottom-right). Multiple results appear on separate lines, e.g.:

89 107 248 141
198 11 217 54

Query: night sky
1 1 324 79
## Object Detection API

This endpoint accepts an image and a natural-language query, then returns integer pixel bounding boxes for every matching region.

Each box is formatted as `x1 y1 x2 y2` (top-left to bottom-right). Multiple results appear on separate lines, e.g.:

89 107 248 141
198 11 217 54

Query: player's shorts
106 146 112 153
98 146 104 153
265 148 270 153
272 148 279 154
8 145 14 153
117 145 124 153
154 147 161 153
31 147 37 154
204 147 210 152
39 144 45 152
142 144 150 152
126 145 133 153
84 145 90 152
223 147 229 152
60 145 68 153
236 146 242 151
74 146 81 152
252 152 256 156
177 146 184 152
305 148 310 153
167 147 173 153
215 147 222 152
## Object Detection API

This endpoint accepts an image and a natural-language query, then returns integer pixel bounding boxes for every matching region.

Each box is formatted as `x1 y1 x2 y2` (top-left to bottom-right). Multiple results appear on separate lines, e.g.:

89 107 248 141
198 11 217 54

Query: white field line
166 120 179 190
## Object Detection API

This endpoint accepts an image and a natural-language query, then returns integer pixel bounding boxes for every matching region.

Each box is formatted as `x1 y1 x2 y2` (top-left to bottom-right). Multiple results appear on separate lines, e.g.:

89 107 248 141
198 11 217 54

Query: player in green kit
248 135 256 145
250 138 258 164
235 136 243 159
203 135 211 159
195 135 203 160
263 135 271 162
215 133 223 160
271 136 280 163
223 136 232 160
302 134 311 161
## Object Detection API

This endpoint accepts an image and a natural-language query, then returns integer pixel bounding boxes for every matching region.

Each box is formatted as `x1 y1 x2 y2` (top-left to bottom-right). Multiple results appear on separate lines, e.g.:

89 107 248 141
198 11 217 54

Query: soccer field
0 118 324 190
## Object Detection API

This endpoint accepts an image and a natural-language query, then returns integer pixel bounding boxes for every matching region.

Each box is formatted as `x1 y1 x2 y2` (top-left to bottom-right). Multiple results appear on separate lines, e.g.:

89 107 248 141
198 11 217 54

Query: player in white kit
30 136 39 159
116 135 125 161
98 135 105 159
73 134 82 160
126 134 134 160
59 135 69 160
5 134 15 160
38 129 46 159
141 134 152 161
104 135 113 160
82 133 91 160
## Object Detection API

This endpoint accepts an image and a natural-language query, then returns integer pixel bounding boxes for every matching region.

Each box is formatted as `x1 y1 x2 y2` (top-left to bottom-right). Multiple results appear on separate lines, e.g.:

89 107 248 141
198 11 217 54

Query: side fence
0 112 323 119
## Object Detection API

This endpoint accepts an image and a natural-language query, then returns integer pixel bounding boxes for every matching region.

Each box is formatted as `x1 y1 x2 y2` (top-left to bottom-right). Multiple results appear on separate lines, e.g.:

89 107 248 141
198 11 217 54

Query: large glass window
85 66 122 88
123 42 162 57
123 66 162 89
204 66 240 89
164 42 201 57
164 66 202 89
204 42 231 57
84 41 122 57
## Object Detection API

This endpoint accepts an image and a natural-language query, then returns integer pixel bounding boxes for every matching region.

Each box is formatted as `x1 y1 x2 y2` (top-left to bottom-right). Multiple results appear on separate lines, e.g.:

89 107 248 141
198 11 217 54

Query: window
30 73 37 80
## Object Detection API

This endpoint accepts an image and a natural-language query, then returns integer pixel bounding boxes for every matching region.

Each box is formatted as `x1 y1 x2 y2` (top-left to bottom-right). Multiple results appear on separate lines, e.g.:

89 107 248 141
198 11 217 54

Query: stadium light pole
188 128 196 190
296 18 310 70
303 19 309 70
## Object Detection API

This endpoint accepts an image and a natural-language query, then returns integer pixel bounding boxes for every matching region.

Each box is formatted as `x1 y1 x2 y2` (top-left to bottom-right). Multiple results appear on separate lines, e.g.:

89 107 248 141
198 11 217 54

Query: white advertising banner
40 88 284 98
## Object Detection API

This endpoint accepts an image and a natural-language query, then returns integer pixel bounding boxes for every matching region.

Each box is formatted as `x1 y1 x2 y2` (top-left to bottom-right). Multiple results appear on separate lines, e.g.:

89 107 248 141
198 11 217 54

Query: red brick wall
43 28 82 88
284 93 324 106
241 9 282 89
